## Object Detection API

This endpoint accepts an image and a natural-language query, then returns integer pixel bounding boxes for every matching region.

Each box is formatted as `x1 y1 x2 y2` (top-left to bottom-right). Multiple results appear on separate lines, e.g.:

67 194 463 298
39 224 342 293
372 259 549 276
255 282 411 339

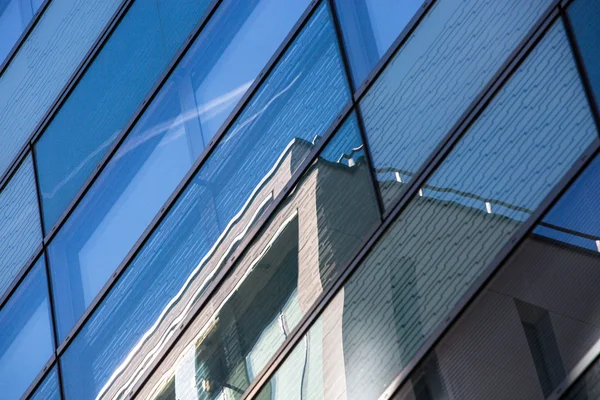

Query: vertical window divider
327 0 386 220
561 4 600 140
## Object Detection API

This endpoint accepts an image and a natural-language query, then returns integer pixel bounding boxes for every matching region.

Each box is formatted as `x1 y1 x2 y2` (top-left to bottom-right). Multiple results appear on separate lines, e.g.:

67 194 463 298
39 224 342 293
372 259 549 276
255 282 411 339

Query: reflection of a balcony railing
378 167 600 252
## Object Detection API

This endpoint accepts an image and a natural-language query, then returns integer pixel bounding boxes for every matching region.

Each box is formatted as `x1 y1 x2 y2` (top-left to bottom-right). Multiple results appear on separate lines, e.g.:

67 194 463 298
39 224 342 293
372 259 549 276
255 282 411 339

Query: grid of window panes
0 0 598 399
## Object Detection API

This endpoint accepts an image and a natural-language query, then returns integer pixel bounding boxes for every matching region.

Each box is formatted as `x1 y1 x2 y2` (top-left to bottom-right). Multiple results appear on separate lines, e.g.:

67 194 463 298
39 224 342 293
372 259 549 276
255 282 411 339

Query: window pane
35 0 213 231
135 113 380 400
569 0 600 112
0 256 54 400
0 0 123 180
0 153 42 298
30 366 61 400
48 0 311 343
257 21 599 400
394 153 600 400
360 0 552 210
60 3 350 400
334 0 423 87
0 0 43 65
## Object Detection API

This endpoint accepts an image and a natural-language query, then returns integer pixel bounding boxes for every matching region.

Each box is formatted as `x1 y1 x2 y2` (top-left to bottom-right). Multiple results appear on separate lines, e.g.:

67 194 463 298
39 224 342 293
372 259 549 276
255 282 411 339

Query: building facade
0 0 599 399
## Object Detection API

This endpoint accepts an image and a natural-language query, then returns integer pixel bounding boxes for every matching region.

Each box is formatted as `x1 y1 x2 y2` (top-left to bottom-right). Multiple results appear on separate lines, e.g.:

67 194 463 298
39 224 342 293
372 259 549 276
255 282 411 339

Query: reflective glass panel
0 0 43 65
0 153 42 298
135 114 380 400
569 0 600 112
392 154 600 400
61 3 350 400
256 21 599 400
0 0 122 179
30 366 61 400
0 257 54 400
35 0 212 230
360 0 552 210
334 0 423 87
49 0 311 343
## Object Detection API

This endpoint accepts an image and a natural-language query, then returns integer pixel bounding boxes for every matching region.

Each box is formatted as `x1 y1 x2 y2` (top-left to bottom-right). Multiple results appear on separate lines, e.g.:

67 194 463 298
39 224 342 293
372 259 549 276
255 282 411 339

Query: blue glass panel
0 0 123 180
0 257 54 400
134 114 380 399
29 366 61 400
569 0 600 112
0 153 42 298
360 0 552 210
48 0 310 343
334 0 423 87
257 21 599 400
35 0 212 231
61 3 350 400
0 0 43 65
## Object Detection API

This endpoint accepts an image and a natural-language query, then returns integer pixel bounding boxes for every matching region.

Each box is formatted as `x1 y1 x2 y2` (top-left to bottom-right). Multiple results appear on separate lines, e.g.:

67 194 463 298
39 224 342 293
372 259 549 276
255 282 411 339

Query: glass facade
0 0 598 399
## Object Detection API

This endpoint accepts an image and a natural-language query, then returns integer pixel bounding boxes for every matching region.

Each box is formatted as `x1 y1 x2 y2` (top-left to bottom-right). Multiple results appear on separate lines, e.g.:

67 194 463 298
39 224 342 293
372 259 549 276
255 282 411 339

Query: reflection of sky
0 0 42 64
534 154 600 251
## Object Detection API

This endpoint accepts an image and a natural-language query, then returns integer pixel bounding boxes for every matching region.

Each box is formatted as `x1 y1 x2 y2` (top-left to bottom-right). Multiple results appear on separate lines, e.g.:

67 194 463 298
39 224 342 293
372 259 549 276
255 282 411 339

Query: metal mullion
561 3 600 139
0 0 135 199
0 0 52 78
41 0 224 243
241 2 565 398
54 0 323 355
327 0 385 219
20 354 57 400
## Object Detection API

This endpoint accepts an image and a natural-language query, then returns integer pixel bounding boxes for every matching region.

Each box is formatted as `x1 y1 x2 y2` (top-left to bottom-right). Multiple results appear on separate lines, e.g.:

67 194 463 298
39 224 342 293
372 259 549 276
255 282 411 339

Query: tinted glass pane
569 0 600 113
29 366 61 400
360 0 552 210
0 0 43 65
135 113 380 399
334 0 423 87
61 3 350 400
0 257 54 400
49 0 310 343
35 0 212 231
393 154 600 400
256 21 599 399
0 153 42 298
0 0 122 180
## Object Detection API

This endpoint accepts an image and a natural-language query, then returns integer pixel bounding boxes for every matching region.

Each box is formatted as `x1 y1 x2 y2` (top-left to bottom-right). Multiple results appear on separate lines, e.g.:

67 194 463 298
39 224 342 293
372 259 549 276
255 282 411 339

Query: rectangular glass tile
135 113 380 400
29 366 61 400
0 153 42 298
569 0 600 113
35 0 212 231
360 0 552 210
0 0 43 65
393 153 600 400
334 0 423 87
60 3 351 400
255 21 599 400
48 0 311 343
0 256 54 400
0 0 122 180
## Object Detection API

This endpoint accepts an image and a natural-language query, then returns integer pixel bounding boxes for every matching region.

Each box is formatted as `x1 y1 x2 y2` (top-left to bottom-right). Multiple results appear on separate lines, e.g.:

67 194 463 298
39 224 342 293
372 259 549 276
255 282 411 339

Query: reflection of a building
95 131 380 399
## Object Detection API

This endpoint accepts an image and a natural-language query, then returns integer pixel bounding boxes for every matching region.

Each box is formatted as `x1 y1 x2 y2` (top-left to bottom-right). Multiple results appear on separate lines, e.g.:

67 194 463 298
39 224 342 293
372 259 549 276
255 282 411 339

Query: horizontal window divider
21 353 56 400
352 0 435 102
54 0 323 356
240 3 573 398
0 242 43 315
0 0 52 78
0 0 134 203
42 0 223 243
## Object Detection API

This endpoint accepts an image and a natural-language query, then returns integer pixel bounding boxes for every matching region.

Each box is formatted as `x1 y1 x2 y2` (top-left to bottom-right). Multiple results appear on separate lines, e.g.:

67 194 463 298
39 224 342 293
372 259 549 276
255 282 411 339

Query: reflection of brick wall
128 143 379 399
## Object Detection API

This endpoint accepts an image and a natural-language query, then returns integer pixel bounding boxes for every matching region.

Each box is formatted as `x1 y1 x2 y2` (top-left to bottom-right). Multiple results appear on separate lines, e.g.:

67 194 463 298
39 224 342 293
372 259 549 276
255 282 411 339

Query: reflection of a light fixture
595 240 600 253
485 201 492 214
